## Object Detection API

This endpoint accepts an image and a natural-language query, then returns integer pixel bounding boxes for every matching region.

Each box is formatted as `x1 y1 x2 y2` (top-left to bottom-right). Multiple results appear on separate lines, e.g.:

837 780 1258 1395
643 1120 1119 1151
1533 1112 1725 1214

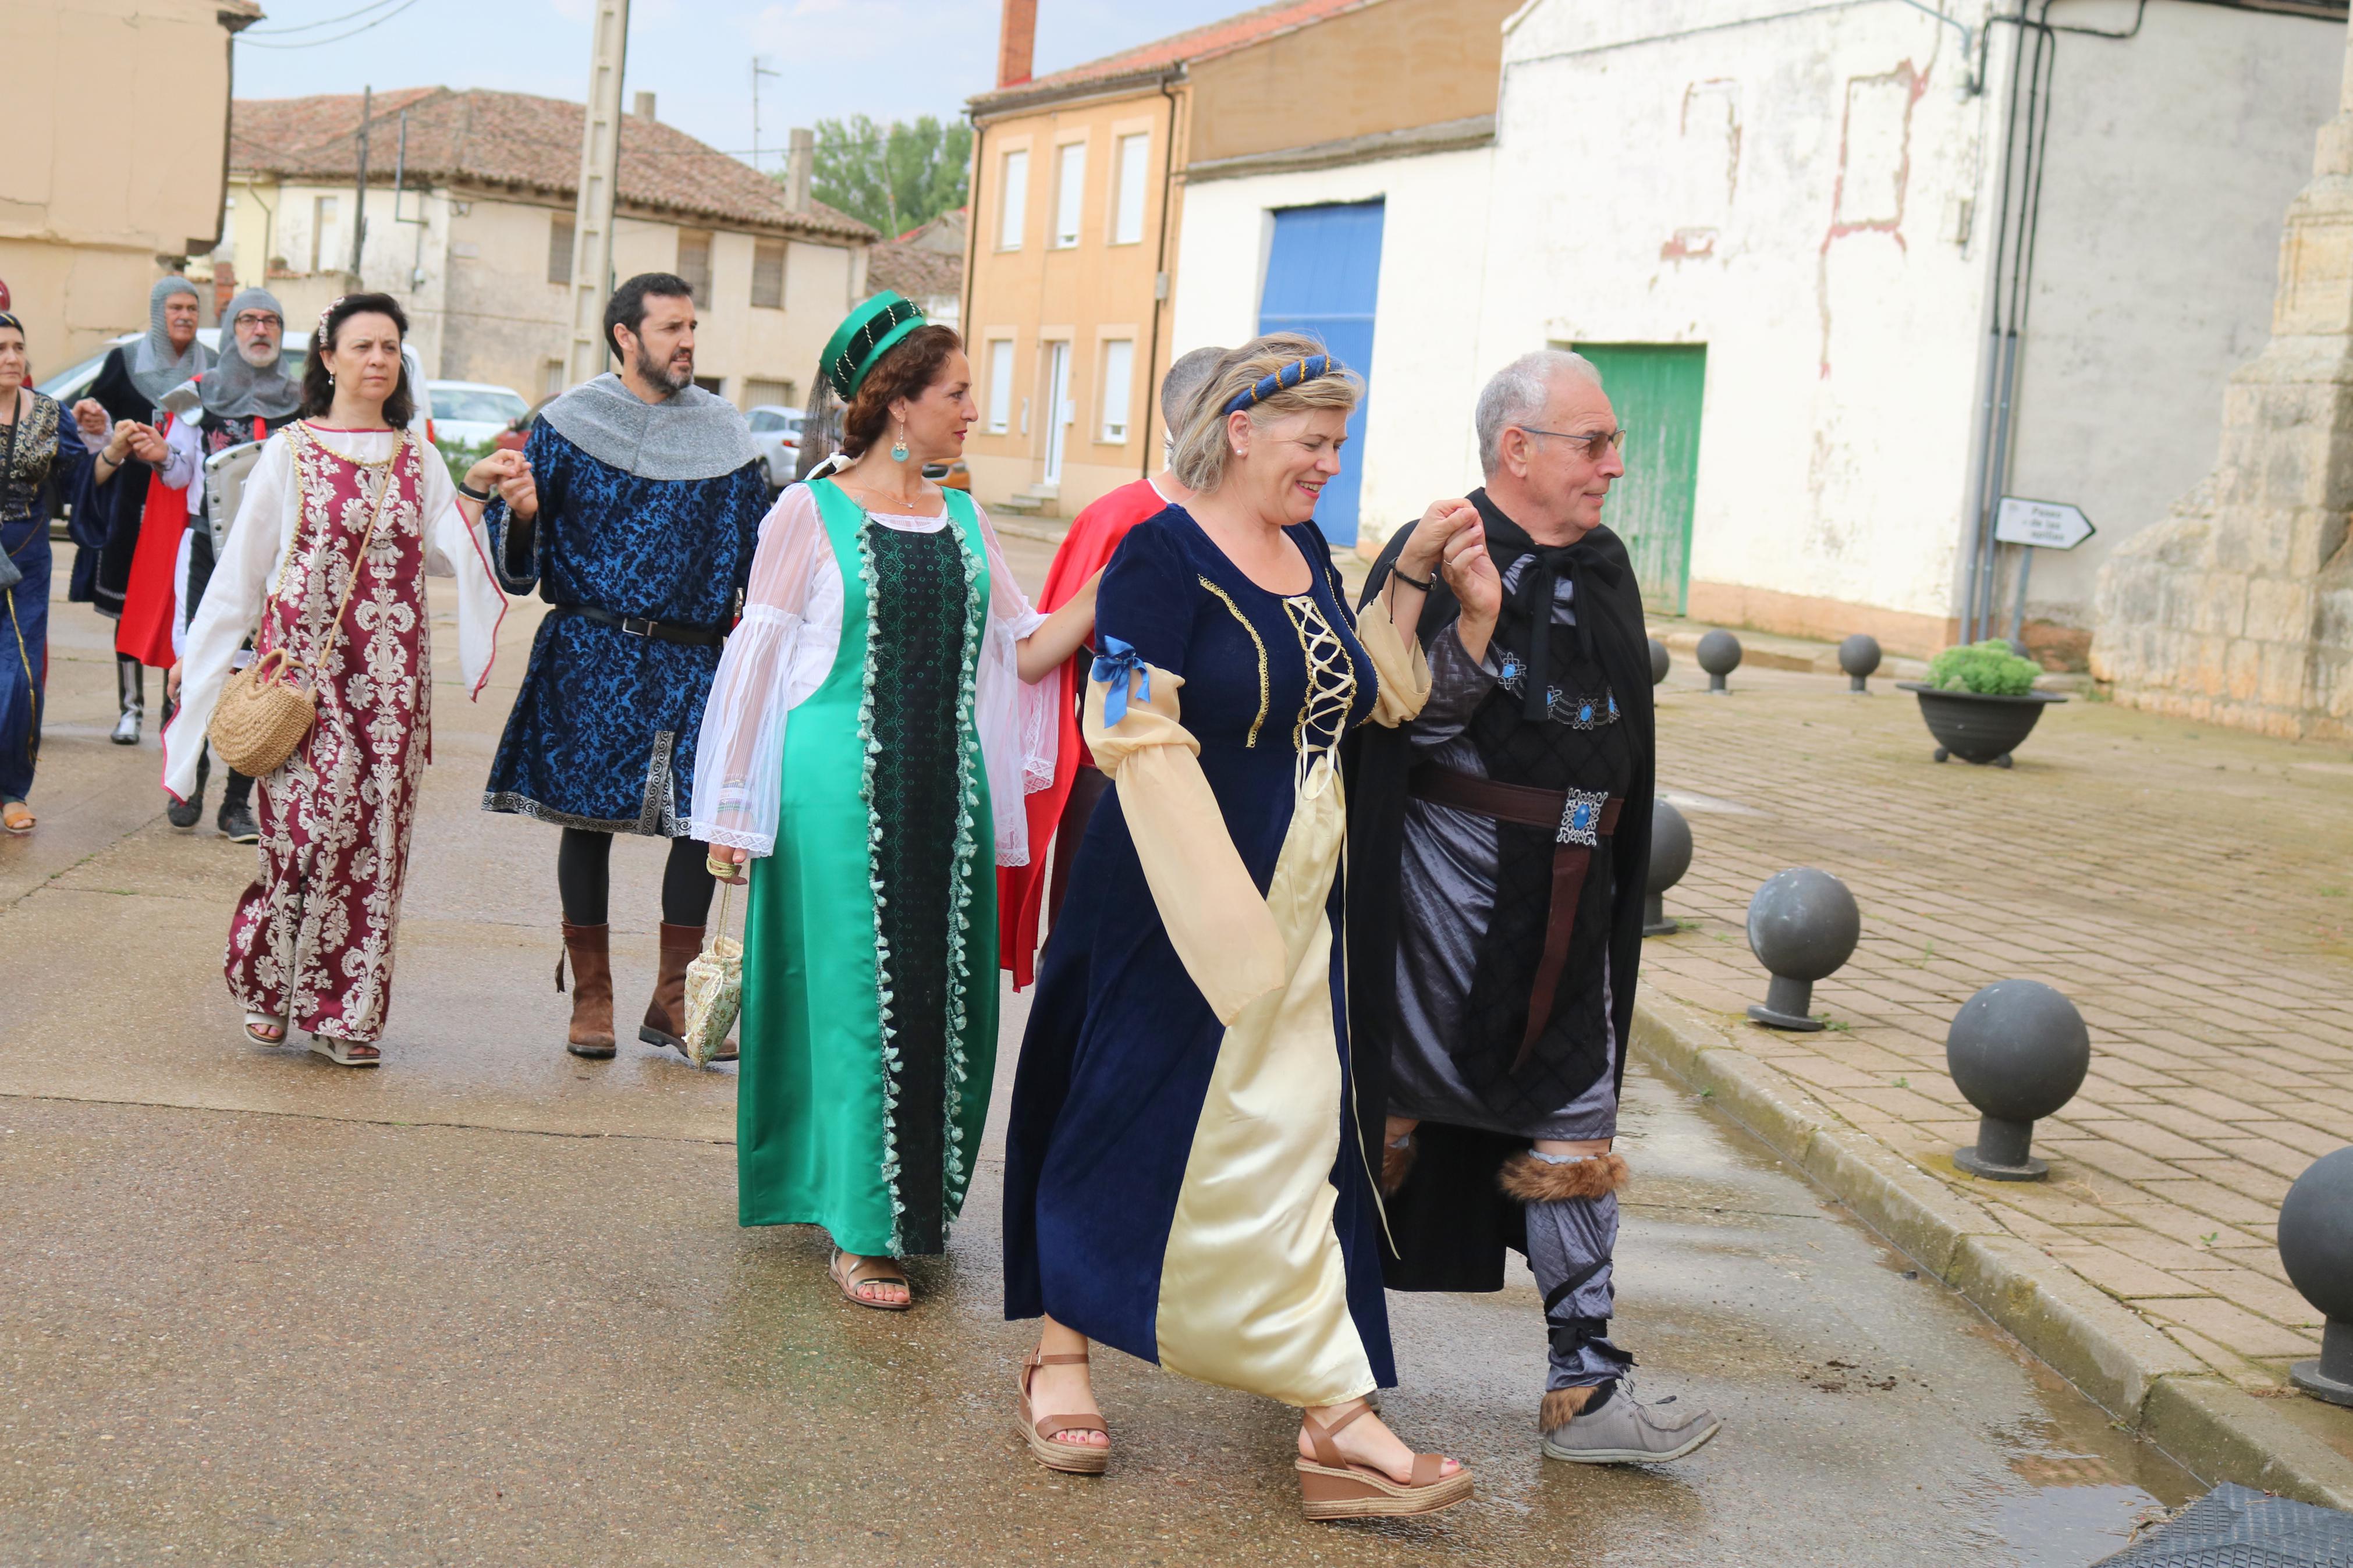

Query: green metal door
1570 343 1705 614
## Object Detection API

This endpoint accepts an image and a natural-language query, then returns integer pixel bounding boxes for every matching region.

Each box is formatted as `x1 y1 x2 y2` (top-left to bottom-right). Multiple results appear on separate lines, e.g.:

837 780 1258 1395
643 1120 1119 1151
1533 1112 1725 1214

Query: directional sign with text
1994 497 2096 550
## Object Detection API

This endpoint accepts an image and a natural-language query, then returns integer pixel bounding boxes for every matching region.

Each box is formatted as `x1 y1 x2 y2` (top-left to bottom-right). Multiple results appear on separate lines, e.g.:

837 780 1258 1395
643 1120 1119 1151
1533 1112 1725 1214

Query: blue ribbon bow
1092 636 1151 728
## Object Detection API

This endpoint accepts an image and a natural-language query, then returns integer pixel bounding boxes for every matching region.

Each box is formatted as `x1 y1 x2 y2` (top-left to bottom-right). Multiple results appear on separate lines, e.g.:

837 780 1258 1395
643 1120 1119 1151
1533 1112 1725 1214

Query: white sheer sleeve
686 485 844 856
972 498 1059 866
157 415 200 493
417 444 508 699
165 434 297 801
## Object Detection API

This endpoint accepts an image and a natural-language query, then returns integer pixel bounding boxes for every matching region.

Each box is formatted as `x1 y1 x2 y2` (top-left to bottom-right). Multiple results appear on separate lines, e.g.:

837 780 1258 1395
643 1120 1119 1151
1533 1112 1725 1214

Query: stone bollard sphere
1744 867 1859 1030
1840 634 1882 694
1644 798 1692 937
1697 629 1742 695
2279 1146 2353 1406
1649 637 1671 685
1946 979 2090 1182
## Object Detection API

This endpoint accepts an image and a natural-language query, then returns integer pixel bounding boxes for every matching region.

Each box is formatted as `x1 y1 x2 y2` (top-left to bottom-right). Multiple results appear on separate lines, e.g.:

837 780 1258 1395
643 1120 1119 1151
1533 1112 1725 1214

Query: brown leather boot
559 920 616 1058
640 922 705 1056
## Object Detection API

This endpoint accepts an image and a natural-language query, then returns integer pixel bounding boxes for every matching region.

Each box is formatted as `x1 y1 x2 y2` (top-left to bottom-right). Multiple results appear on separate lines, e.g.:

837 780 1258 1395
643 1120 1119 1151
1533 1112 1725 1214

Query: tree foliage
804 115 971 239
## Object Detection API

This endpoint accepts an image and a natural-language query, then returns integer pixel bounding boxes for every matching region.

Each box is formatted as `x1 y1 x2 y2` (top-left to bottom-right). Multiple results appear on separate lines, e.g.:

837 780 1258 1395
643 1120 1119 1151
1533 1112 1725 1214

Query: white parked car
747 404 805 490
425 381 530 447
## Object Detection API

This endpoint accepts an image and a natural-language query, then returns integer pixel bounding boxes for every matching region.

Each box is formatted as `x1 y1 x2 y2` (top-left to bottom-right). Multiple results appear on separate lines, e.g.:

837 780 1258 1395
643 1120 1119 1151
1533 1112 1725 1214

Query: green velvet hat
821 291 928 401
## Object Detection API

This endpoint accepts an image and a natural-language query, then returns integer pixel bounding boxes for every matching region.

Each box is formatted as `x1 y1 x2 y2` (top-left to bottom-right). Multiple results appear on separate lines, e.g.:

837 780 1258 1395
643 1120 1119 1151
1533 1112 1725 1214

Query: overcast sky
233 0 1243 173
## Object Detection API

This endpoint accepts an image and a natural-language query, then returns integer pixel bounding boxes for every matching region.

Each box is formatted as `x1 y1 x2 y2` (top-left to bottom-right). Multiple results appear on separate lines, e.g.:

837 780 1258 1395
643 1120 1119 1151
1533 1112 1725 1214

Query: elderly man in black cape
1349 349 1721 1465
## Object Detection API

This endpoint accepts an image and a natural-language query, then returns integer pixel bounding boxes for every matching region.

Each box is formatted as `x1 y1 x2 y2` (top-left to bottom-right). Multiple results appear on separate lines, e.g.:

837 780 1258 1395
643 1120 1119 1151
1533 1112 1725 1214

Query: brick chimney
633 90 656 121
998 0 1037 89
785 127 814 214
212 258 239 319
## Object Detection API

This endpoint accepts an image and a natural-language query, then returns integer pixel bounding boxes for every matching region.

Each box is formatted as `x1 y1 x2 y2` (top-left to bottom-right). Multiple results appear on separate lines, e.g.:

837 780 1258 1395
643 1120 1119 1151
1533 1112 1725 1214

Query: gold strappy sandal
827 1248 913 1311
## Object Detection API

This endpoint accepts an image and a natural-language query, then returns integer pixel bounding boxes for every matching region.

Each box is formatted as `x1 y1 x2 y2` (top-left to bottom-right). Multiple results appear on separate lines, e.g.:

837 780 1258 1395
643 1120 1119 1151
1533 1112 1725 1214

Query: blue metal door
1257 199 1384 545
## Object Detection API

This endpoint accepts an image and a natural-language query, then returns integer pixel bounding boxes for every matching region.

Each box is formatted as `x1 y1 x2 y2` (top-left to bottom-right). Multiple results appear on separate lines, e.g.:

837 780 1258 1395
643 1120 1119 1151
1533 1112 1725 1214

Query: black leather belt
553 603 728 647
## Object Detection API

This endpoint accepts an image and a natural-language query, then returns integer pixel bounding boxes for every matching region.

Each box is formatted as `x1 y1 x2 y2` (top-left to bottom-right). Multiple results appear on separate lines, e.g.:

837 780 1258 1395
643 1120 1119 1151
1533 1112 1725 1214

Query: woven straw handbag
208 434 403 777
680 879 746 1067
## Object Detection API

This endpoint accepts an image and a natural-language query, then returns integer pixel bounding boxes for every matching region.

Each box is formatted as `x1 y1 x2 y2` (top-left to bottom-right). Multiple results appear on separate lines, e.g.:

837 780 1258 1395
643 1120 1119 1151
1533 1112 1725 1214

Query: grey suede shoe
1541 1381 1721 1465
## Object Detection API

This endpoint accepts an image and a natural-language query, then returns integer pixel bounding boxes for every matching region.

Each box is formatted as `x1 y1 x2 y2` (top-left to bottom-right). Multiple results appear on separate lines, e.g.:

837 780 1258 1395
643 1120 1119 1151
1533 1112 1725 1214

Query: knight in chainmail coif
1348 350 1722 1467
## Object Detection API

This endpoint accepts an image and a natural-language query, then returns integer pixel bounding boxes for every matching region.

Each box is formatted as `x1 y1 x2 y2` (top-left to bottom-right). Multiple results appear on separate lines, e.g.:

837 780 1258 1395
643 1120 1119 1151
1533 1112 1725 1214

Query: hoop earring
890 423 909 464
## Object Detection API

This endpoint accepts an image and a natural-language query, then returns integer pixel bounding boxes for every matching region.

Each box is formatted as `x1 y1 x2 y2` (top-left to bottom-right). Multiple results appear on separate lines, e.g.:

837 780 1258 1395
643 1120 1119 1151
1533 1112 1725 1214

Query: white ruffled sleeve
685 484 843 856
164 433 297 802
973 497 1059 867
417 443 507 699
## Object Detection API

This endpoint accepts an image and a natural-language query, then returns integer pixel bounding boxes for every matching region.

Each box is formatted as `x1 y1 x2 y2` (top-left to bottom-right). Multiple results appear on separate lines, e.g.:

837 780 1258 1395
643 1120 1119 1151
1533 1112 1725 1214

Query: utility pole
568 0 630 387
750 56 779 171
350 84 372 279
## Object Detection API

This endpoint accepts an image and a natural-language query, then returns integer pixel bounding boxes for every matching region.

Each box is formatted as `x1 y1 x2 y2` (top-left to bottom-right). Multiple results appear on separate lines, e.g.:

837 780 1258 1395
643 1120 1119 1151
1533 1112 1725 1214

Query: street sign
1994 497 2096 550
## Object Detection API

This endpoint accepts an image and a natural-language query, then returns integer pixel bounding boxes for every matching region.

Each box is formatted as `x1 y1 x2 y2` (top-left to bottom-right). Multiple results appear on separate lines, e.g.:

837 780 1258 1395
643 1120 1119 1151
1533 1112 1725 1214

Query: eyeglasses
232 312 282 329
1518 425 1628 460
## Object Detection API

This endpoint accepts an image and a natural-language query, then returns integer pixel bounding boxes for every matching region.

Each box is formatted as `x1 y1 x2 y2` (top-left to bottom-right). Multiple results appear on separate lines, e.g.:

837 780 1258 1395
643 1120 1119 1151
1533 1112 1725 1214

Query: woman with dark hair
165 294 524 1066
0 310 105 833
695 293 1096 1307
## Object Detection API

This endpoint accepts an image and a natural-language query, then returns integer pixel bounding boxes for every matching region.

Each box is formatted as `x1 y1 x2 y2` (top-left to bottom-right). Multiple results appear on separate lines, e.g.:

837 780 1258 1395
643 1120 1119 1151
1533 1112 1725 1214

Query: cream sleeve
1083 662 1287 1025
1353 588 1432 728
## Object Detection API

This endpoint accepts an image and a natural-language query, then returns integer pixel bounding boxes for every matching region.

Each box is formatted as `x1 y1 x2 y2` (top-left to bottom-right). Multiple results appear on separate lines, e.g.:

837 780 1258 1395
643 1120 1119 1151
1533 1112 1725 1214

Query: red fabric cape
997 476 1170 988
115 411 190 670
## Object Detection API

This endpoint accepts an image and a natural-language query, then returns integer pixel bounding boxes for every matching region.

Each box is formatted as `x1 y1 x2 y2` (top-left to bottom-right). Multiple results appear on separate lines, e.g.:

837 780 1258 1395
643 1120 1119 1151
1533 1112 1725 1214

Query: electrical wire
242 0 406 37
240 0 424 49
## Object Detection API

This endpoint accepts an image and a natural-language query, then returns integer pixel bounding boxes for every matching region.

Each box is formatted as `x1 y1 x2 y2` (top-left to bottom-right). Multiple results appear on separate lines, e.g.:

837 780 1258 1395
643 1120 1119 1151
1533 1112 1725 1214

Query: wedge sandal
1016 1349 1109 1475
828 1248 913 1311
1296 1402 1471 1521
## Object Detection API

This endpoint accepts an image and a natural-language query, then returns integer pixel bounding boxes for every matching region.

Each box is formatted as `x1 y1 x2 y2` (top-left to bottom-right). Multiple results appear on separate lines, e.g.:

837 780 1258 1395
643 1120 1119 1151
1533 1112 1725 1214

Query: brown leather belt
1408 763 1623 1072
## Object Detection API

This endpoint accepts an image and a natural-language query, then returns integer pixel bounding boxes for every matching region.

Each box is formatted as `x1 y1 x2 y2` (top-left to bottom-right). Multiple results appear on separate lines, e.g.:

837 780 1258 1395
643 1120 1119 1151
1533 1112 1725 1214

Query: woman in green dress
696 294 1098 1306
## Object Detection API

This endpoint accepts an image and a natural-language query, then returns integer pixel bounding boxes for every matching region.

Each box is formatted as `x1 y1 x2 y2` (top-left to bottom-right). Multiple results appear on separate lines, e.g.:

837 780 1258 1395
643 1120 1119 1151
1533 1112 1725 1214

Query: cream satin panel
1084 667 1287 1024
1154 751 1374 1410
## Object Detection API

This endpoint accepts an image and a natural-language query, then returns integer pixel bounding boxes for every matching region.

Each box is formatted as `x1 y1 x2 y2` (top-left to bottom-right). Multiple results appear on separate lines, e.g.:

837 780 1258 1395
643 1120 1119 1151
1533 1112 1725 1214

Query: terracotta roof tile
970 0 1383 110
867 239 963 303
232 88 875 241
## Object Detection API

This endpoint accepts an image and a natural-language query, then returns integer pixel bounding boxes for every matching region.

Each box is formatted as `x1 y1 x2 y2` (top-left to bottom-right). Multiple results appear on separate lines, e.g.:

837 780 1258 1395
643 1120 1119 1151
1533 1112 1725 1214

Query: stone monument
2092 18 2353 739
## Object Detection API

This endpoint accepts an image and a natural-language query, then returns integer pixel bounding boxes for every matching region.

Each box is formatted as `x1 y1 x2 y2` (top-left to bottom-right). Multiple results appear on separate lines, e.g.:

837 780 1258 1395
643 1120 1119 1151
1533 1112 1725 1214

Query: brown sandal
827 1249 913 1311
1016 1349 1109 1474
1296 1402 1471 1520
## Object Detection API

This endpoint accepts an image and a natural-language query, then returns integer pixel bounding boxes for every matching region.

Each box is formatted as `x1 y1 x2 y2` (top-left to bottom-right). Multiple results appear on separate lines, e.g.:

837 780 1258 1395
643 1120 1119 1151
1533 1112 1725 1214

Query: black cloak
1344 492 1657 1293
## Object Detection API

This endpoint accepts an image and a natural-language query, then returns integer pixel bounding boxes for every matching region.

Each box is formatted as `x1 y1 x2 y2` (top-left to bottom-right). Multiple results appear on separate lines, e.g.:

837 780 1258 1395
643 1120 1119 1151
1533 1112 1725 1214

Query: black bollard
1945 980 2089 1182
1649 636 1670 686
1839 634 1882 694
1644 799 1692 936
1697 630 1742 695
2279 1146 2353 1406
1744 868 1860 1030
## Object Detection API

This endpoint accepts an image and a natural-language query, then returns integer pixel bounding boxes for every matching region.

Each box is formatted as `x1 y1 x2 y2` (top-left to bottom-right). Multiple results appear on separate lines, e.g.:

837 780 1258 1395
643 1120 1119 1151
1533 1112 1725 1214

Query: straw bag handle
706 878 736 955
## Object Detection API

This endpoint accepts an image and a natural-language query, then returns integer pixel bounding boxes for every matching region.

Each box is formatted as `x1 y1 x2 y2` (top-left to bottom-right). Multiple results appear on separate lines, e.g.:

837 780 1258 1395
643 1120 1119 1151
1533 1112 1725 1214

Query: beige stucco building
221 88 875 409
0 0 261 377
963 0 1516 522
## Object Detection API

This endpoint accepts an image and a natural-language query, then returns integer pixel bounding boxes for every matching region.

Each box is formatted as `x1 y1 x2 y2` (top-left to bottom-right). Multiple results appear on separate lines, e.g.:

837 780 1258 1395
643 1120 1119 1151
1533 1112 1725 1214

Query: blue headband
1221 353 1339 416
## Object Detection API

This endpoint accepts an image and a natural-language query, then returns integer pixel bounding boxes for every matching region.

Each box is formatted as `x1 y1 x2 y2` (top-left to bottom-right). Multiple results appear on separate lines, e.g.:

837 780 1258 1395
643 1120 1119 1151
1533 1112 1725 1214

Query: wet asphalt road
0 556 2198 1565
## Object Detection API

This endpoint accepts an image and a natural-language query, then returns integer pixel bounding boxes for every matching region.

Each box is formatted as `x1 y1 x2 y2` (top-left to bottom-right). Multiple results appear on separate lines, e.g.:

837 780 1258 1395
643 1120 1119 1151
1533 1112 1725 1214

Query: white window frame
1098 338 1134 444
1052 139 1087 250
998 148 1029 251
986 337 1015 435
1112 133 1149 246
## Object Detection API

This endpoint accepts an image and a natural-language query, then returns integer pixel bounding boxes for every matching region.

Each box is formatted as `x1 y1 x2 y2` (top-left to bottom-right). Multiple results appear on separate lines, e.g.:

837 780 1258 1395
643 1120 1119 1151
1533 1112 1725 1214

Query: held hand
166 663 184 705
708 846 749 886
467 450 538 520
125 422 169 465
73 399 111 440
1442 523 1503 624
1396 498 1478 581
103 419 140 464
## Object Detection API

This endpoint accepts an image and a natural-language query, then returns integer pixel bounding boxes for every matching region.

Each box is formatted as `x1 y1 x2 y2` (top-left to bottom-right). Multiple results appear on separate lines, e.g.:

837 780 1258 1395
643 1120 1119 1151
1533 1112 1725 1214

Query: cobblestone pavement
1638 649 2353 1393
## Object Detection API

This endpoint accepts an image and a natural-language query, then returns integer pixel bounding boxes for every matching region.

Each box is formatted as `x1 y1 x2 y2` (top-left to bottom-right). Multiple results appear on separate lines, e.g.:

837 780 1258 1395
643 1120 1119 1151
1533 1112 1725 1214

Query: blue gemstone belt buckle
1557 786 1609 847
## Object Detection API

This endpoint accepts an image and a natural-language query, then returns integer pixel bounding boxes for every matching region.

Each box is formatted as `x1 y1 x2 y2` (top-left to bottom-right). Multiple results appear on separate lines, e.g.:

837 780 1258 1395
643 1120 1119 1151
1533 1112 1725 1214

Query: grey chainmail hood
194 287 301 422
128 276 213 406
537 372 758 482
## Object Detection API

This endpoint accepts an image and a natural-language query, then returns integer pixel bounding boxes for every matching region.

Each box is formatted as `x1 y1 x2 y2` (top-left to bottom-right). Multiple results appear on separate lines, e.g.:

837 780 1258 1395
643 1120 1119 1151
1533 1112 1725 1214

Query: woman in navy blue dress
1002 335 1486 1519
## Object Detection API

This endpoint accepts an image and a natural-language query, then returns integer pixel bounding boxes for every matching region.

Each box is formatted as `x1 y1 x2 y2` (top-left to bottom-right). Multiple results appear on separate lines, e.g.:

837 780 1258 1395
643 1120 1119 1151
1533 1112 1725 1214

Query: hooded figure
193 287 302 425
72 275 214 741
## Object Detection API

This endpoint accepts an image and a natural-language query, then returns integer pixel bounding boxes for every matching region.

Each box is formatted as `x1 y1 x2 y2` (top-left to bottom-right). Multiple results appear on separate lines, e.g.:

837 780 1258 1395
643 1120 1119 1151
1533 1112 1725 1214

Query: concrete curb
1629 993 2353 1509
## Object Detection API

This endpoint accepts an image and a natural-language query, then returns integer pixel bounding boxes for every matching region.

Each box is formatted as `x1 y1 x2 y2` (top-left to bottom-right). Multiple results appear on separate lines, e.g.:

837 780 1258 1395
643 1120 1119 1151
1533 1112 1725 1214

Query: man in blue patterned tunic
482 272 767 1061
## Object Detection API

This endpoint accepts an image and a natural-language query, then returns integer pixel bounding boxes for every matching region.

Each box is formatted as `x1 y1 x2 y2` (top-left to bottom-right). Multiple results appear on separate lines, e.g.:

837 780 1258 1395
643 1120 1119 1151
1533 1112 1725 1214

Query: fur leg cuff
1539 1386 1596 1433
1499 1150 1629 1203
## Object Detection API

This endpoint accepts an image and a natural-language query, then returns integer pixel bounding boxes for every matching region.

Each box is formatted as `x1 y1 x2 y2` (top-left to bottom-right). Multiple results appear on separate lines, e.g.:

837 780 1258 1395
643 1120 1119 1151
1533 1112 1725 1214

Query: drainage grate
2095 1482 2353 1566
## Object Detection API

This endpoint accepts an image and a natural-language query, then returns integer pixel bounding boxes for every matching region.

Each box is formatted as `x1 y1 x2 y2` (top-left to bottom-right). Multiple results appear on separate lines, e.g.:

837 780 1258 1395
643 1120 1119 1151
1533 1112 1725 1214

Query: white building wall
1481 0 1998 643
1170 144 1497 547
1994 1 2339 645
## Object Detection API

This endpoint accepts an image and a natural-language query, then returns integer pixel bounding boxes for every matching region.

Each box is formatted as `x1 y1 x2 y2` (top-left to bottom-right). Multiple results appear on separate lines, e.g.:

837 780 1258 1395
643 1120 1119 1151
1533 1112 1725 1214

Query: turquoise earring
890 423 909 463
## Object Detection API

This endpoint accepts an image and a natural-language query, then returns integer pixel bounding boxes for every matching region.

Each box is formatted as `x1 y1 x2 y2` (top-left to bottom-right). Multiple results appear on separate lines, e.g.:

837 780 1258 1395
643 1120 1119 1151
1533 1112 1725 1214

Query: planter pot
1894 682 2067 767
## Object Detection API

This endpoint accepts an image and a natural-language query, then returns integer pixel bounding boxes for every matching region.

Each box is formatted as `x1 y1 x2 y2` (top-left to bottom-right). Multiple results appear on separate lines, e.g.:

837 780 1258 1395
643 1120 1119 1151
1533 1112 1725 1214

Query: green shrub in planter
1927 639 2039 696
